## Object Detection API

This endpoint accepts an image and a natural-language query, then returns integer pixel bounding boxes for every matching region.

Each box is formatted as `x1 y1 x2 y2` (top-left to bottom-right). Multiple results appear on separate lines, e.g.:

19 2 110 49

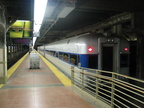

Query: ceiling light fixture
33 0 48 46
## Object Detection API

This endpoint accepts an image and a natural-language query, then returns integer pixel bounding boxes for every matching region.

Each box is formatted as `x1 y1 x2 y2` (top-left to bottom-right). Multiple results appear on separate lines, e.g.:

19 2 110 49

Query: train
38 33 130 79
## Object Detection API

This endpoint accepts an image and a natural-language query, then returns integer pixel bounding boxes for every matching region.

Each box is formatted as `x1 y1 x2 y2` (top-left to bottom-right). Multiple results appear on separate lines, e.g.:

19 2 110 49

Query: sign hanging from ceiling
13 38 31 44
10 20 32 38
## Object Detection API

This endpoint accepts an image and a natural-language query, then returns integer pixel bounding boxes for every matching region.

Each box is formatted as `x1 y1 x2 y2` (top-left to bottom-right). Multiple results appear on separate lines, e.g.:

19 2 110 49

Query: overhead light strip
33 0 48 46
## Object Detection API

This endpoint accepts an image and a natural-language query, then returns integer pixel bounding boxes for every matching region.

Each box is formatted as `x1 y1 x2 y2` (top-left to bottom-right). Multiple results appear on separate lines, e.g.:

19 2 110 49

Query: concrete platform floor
0 53 102 108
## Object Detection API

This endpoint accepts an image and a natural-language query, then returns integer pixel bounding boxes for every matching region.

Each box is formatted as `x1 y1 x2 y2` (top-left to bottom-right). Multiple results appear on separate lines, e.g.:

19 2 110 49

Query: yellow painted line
0 84 3 88
0 53 28 88
38 53 72 87
7 53 28 79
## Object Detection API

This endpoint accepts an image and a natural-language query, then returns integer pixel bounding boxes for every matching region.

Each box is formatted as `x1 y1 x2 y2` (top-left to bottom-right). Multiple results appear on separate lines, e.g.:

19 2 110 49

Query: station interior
0 0 144 108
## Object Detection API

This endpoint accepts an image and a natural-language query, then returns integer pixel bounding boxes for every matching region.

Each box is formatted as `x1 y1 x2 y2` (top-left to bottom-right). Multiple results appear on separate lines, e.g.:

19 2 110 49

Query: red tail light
124 48 129 51
88 47 94 52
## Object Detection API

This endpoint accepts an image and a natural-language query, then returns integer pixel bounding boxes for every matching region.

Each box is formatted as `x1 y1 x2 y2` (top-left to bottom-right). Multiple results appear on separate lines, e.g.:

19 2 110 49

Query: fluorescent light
17 20 30 22
33 37 37 46
33 0 48 46
34 0 48 26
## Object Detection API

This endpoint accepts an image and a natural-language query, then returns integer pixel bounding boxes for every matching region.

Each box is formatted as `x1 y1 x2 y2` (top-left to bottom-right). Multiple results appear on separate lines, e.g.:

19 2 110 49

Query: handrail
71 66 144 108
71 68 144 94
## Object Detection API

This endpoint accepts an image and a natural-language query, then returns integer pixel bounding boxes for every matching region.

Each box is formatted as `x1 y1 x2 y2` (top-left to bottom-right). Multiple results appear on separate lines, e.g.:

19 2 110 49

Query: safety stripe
38 53 72 87
7 53 28 78
0 53 28 89
0 85 3 88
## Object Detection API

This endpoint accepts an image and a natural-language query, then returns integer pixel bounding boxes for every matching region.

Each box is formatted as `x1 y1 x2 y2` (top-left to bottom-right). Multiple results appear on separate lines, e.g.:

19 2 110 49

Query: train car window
45 50 49 54
53 51 56 56
46 50 50 54
64 53 68 62
50 51 53 56
49 51 51 55
49 51 52 55
88 54 98 69
70 54 78 65
59 52 63 60
56 52 58 58
120 54 129 68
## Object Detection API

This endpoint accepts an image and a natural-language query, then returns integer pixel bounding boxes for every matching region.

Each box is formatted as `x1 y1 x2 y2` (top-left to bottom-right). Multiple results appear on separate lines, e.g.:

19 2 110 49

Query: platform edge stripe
7 53 28 78
0 84 3 88
38 53 72 87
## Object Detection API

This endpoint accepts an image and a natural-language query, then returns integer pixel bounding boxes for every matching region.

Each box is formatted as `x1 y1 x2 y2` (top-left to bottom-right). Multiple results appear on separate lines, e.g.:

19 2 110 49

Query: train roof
44 33 104 46
43 33 128 46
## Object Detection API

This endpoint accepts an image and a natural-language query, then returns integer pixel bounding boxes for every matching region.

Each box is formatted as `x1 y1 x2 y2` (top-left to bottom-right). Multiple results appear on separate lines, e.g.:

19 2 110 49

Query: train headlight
88 47 94 52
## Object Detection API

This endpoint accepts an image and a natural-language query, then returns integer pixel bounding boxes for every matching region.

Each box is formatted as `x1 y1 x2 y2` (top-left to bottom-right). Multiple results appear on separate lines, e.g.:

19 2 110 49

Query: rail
71 66 144 108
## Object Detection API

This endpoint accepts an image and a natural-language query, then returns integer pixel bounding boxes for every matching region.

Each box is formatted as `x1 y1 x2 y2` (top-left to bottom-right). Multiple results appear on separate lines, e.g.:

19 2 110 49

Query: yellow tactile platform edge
38 52 72 87
0 53 28 88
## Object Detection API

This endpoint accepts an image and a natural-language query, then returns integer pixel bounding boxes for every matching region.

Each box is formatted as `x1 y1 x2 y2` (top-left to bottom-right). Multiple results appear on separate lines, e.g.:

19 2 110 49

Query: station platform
0 51 103 108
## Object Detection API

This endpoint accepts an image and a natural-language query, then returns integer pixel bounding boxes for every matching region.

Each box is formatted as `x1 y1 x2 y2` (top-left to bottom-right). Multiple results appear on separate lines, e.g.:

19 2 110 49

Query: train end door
98 37 120 73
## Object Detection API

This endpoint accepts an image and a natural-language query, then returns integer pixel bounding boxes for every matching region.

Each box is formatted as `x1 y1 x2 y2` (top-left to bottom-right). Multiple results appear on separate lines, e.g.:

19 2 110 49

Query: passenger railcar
38 33 130 78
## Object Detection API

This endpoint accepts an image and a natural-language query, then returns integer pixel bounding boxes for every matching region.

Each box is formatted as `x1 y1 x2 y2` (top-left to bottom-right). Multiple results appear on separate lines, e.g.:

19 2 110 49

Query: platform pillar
10 39 13 59
0 6 7 84
132 12 144 80
136 37 144 80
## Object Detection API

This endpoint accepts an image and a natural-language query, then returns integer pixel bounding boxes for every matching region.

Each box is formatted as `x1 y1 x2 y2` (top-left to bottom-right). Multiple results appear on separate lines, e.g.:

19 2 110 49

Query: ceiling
0 0 34 45
1 0 144 46
1 0 34 27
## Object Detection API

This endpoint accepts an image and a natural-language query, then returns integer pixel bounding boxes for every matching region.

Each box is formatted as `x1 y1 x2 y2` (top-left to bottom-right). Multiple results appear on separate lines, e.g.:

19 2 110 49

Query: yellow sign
10 20 31 38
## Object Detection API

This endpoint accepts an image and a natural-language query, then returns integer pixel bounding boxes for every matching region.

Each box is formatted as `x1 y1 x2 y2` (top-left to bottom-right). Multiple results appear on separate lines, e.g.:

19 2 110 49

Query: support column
0 31 7 83
0 5 7 83
132 12 144 80
10 39 13 59
137 37 144 80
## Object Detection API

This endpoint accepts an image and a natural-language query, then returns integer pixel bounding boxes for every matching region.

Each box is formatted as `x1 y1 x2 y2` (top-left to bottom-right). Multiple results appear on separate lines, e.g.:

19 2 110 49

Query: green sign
10 20 31 38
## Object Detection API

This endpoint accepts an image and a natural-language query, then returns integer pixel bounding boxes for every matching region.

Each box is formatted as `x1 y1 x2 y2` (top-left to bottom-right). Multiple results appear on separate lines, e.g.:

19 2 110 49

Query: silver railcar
38 33 130 78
